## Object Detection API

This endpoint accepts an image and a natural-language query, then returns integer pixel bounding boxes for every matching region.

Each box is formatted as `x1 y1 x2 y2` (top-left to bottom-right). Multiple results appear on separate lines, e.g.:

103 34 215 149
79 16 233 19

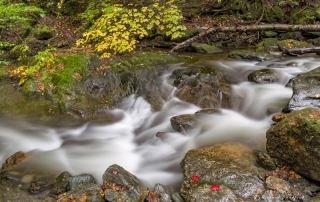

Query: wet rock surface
180 142 267 202
283 66 320 112
1 151 28 172
49 171 72 196
170 65 231 109
102 164 143 202
170 114 198 133
248 69 278 84
267 108 320 182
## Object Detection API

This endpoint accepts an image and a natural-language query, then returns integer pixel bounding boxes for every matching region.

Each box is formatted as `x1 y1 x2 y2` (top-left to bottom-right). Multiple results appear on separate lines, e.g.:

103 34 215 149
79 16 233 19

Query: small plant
8 48 56 88
77 0 186 58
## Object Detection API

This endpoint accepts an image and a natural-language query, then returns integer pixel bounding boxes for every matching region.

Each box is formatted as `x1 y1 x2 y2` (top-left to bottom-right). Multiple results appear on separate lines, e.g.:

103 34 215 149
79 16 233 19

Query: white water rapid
1 56 320 190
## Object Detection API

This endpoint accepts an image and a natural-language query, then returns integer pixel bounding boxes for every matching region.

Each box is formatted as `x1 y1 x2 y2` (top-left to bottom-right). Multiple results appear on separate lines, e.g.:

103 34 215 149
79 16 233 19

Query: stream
1 54 320 191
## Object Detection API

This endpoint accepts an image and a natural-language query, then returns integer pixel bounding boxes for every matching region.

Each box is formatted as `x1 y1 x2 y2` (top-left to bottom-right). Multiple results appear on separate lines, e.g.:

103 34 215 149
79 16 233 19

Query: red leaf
190 174 199 181
211 184 220 191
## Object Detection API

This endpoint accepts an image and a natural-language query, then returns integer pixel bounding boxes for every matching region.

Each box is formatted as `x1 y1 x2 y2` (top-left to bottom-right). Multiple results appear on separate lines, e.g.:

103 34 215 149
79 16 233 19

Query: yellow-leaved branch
76 0 186 58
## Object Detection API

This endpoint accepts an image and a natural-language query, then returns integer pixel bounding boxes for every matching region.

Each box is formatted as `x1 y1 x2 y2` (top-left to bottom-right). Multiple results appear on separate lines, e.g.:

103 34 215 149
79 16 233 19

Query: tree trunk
284 47 320 56
170 24 320 52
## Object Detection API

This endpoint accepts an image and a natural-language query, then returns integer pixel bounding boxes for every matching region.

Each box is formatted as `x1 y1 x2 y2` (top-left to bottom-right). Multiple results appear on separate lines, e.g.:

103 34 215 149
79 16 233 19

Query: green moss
277 40 313 51
0 66 7 78
264 6 285 23
33 25 52 40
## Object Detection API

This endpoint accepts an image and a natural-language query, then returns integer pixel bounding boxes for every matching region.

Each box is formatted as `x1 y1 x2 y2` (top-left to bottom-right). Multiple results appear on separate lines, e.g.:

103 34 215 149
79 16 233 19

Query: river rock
228 50 272 61
67 174 96 191
256 151 277 170
29 178 54 194
57 183 104 202
1 151 28 172
170 65 231 109
180 142 267 202
282 66 320 112
153 183 173 202
170 114 198 133
265 176 292 196
102 164 142 202
188 43 223 54
256 38 280 52
248 69 278 84
194 108 222 116
49 171 72 196
266 108 320 182
277 39 313 51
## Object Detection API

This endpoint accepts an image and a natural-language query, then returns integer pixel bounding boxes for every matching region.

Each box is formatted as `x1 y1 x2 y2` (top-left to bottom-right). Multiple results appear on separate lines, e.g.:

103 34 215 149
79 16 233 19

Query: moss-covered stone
280 32 304 41
33 25 52 40
267 108 320 182
256 38 280 52
277 39 313 51
188 43 223 54
228 50 272 61
263 31 278 38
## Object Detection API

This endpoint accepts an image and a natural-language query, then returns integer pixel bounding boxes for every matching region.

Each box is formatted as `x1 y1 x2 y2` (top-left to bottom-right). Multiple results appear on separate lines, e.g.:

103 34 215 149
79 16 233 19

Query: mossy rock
277 39 313 51
263 31 278 38
312 37 320 46
228 50 272 61
256 38 280 52
280 32 304 41
0 66 7 79
188 43 223 54
33 25 52 40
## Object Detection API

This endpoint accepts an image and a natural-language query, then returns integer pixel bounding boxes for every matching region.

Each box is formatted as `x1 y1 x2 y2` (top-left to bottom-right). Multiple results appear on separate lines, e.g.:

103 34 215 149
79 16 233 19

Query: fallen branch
170 24 320 52
284 47 320 56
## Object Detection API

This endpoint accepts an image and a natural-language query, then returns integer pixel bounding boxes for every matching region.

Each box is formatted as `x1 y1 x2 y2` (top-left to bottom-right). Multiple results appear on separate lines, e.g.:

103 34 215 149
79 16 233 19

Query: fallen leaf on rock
211 184 220 191
79 193 86 202
190 174 199 181
145 189 157 202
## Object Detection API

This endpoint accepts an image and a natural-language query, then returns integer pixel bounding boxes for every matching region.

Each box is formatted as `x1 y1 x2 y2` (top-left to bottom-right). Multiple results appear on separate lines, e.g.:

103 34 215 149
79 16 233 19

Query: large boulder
188 43 223 54
266 108 320 182
102 164 142 202
57 183 105 202
180 142 267 202
283 66 320 112
171 65 231 109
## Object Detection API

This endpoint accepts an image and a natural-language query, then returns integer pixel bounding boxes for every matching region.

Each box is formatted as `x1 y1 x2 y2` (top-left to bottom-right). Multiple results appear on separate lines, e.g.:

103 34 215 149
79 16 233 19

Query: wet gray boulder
67 174 96 191
170 65 231 109
102 164 142 202
49 171 72 196
248 69 278 84
283 66 320 112
170 114 198 133
180 142 267 202
57 183 105 202
153 183 173 202
267 108 320 182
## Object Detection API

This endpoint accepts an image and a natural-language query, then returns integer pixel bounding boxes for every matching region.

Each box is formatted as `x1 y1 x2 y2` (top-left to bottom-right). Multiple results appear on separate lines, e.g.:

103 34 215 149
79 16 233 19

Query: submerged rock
180 142 267 202
267 108 320 182
283 66 320 112
188 43 223 54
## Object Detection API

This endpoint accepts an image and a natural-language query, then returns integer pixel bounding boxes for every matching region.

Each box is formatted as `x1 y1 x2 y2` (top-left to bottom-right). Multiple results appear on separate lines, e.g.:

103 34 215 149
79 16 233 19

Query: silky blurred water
1 56 320 190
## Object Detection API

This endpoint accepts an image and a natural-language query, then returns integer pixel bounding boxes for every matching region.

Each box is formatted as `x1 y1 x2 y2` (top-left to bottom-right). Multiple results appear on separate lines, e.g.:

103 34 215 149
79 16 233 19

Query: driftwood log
170 24 320 53
284 47 320 56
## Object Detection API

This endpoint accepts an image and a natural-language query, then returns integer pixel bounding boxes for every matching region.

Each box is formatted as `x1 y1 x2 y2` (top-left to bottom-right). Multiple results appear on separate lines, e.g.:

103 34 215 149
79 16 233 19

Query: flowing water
1 54 320 191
